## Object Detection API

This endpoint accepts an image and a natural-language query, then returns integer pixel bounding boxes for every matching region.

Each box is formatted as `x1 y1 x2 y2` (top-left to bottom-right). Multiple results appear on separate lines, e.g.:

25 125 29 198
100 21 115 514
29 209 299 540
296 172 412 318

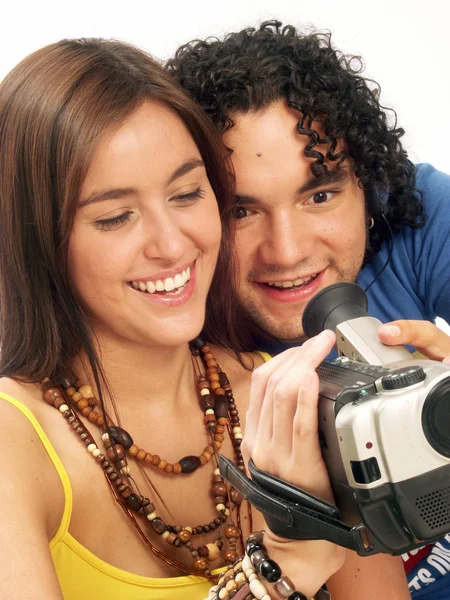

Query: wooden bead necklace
42 339 250 580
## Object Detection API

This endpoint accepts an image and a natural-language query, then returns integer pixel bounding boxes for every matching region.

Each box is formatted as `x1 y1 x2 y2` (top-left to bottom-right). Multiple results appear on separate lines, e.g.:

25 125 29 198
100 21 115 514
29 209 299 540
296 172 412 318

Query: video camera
220 283 450 556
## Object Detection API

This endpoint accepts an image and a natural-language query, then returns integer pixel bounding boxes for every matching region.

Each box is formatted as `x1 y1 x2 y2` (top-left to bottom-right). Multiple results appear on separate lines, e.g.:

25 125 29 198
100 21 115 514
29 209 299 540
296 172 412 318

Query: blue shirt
253 164 450 598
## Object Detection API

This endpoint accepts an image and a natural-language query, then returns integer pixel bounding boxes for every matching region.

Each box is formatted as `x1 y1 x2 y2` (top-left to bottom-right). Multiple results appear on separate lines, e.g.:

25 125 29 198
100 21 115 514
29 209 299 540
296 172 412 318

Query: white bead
218 588 228 600
161 531 170 539
232 426 241 433
101 433 110 441
249 573 259 581
121 466 130 475
224 508 230 516
185 526 193 533
249 577 269 599
200 388 210 396
59 404 69 413
146 511 157 521
261 595 271 600
234 432 243 440
214 468 220 476
87 443 97 453
205 409 215 415
216 503 226 512
242 554 253 574
92 449 101 458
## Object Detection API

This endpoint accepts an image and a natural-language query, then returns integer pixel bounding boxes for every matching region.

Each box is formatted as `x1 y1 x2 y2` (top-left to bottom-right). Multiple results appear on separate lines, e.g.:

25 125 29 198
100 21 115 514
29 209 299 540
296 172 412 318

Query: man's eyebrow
235 168 351 206
297 168 351 194
79 159 205 208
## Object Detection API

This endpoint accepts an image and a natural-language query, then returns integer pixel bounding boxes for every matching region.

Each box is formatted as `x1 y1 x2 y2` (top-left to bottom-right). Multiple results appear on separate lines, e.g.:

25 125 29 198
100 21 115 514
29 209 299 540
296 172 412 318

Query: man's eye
308 191 333 204
233 206 250 220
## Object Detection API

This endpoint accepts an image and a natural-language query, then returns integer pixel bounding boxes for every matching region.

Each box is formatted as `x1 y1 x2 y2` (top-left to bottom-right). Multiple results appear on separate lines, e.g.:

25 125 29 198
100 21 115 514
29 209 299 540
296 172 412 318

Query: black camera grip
219 455 381 555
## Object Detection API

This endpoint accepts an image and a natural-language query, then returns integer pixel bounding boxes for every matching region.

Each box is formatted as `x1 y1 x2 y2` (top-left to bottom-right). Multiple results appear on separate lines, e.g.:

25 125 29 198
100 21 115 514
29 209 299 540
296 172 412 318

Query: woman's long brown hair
0 38 243 386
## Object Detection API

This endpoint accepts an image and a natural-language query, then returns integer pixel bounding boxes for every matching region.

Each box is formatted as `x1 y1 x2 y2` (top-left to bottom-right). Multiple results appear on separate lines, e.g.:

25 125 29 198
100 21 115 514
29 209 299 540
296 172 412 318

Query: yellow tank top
0 354 272 599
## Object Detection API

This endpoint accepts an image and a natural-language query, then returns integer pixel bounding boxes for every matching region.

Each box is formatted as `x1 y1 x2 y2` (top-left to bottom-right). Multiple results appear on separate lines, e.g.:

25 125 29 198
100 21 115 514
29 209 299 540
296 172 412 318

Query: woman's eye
172 187 206 204
307 191 334 205
94 211 132 231
233 206 250 220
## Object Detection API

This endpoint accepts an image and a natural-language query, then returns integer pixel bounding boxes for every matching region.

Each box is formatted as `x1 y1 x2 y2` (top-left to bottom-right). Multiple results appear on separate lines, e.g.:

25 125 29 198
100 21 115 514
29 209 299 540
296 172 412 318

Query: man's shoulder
415 163 450 212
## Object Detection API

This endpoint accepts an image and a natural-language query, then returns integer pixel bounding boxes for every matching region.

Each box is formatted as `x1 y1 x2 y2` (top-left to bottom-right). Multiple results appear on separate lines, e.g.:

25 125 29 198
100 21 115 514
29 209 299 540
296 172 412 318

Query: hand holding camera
222 283 450 557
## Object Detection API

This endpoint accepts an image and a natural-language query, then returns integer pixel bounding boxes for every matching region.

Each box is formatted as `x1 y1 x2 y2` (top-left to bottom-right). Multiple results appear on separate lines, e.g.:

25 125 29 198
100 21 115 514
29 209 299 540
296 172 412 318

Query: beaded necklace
42 339 250 581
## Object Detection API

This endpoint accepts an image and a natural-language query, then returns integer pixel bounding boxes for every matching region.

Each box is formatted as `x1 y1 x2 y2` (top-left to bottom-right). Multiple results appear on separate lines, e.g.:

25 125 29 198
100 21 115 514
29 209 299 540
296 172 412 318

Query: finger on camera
268 333 335 450
378 319 450 361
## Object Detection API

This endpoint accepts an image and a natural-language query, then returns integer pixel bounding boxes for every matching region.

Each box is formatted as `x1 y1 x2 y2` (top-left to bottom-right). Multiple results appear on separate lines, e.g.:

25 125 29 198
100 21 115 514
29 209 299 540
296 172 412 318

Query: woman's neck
72 335 197 416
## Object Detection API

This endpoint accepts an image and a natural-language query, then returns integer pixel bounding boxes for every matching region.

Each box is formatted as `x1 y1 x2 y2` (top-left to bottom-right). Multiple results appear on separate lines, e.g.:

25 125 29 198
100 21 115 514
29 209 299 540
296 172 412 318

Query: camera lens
422 378 450 458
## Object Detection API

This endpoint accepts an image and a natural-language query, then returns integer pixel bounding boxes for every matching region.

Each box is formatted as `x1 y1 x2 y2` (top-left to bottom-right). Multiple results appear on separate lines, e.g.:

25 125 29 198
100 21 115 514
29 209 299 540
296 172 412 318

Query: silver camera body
304 284 450 554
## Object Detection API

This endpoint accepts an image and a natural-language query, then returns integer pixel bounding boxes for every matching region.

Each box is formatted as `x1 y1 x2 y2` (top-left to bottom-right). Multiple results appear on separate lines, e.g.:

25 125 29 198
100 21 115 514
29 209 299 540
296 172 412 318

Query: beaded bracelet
205 531 330 600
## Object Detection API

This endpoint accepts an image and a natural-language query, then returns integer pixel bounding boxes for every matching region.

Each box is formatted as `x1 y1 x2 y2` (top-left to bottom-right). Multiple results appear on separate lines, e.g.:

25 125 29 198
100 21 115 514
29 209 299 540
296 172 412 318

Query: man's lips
253 269 326 304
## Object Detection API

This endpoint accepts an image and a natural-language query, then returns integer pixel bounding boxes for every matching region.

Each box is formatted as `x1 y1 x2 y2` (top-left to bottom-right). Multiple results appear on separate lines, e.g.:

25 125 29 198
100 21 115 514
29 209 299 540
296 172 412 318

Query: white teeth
268 274 317 288
164 277 175 292
131 266 192 294
174 273 184 288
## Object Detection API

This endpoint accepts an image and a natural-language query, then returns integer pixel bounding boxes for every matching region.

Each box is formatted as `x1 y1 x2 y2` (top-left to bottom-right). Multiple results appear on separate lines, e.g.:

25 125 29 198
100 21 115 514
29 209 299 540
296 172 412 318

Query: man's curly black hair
167 20 425 260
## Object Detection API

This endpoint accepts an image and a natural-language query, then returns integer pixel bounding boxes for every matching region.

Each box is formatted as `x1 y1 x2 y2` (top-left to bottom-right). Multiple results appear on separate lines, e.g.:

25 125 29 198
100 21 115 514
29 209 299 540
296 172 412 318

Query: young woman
0 38 343 599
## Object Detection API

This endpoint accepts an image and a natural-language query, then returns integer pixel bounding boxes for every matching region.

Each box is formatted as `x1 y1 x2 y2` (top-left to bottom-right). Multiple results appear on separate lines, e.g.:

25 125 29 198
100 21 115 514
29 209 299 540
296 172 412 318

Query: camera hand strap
220 456 377 555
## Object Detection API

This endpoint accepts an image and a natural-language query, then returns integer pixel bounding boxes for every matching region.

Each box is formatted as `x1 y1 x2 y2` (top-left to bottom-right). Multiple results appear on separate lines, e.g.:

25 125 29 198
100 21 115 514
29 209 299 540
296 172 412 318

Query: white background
2 0 449 332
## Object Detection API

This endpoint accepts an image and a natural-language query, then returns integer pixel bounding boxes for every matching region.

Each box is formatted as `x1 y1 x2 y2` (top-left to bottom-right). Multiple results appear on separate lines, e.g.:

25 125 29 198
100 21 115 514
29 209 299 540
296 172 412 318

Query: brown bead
165 532 177 545
151 455 160 466
173 463 182 474
224 550 239 565
199 455 207 466
213 483 227 497
121 487 132 499
201 345 211 353
193 558 208 571
217 417 228 426
157 459 167 470
198 545 209 557
71 392 82 402
214 388 226 396
214 496 226 505
164 463 174 474
128 444 139 457
179 455 201 474
230 489 244 504
136 449 147 461
208 371 219 381
96 415 105 427
215 396 228 419
125 493 142 512
108 426 134 450
53 398 65 409
81 406 93 417
210 381 221 391
177 529 192 543
44 388 61 405
219 372 229 387
144 453 154 463
204 414 216 425
151 518 167 535
214 433 225 442
65 386 76 396
106 444 125 462
216 425 225 434
88 410 99 423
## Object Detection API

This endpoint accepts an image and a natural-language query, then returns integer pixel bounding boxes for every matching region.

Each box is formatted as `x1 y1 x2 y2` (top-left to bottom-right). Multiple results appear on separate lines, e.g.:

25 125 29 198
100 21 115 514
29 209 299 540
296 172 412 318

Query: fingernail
312 330 334 346
379 325 401 337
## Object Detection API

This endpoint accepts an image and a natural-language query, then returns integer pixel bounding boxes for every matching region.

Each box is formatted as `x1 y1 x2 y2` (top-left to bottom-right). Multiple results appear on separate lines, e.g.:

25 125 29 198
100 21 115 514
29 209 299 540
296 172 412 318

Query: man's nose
259 212 313 269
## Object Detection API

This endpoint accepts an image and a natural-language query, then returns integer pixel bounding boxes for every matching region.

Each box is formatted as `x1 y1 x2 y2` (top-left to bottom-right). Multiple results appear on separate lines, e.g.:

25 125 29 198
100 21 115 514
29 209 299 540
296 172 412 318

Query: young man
168 21 450 599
